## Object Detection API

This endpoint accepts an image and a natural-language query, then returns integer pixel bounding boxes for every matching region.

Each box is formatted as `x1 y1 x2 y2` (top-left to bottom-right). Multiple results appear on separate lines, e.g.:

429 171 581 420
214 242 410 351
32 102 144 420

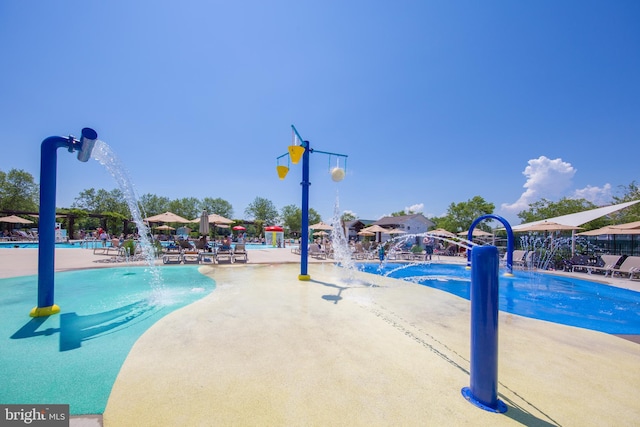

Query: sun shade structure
309 221 333 230
0 215 34 224
510 200 640 231
144 211 191 224
514 221 583 232
429 228 457 238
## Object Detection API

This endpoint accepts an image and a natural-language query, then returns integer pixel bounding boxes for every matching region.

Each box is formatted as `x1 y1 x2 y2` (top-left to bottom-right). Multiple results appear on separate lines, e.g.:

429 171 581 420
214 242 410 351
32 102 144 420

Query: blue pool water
0 241 84 249
359 263 640 334
0 266 215 415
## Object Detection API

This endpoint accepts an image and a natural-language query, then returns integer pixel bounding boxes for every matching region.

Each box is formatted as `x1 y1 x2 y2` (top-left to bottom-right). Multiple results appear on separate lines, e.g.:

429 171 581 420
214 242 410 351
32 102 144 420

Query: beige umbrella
144 211 191 223
0 215 34 224
386 228 407 235
309 221 333 230
458 229 492 237
155 225 175 231
207 213 233 224
610 221 640 229
313 231 329 236
362 225 388 233
515 221 582 232
357 230 374 236
429 228 456 238
577 226 640 236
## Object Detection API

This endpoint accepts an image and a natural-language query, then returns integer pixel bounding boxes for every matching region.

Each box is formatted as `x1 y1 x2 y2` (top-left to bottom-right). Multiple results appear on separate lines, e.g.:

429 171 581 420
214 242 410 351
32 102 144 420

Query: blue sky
1 1 639 226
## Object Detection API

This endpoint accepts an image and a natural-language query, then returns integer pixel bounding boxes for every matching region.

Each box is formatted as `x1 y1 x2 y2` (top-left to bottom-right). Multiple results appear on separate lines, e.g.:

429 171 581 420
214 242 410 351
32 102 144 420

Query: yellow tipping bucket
288 145 305 164
276 165 289 180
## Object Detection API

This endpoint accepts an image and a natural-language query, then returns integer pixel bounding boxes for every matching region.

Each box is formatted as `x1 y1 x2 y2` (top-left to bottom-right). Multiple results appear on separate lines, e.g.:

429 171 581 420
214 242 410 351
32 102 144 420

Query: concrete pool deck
2 247 640 426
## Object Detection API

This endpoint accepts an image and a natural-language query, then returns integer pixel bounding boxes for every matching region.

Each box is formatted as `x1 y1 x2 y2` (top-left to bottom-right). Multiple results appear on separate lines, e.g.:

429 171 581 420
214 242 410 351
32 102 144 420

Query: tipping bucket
288 145 305 164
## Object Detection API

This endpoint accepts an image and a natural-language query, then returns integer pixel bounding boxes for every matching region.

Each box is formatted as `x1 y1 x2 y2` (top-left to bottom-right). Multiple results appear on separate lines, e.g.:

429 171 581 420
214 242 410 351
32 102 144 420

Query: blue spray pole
299 140 311 281
30 128 97 317
461 245 508 413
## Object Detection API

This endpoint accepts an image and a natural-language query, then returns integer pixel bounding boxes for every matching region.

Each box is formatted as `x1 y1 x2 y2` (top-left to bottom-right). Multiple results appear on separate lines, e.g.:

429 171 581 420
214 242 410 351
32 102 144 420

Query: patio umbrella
313 230 328 236
362 225 388 233
357 230 375 236
207 213 233 225
199 210 210 236
386 228 407 235
0 215 34 224
577 226 640 236
429 228 456 238
458 229 492 237
155 225 175 231
514 221 582 232
144 211 191 224
309 221 333 230
232 225 246 231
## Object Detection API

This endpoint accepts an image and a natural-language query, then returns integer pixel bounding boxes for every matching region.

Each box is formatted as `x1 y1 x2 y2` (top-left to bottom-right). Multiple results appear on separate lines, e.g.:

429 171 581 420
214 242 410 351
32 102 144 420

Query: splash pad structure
31 128 98 317
276 125 347 281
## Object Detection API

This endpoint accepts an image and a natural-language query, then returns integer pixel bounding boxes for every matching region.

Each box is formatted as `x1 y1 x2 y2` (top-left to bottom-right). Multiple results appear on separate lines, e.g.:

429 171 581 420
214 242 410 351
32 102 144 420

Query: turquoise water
0 266 215 414
359 263 640 334
0 241 85 249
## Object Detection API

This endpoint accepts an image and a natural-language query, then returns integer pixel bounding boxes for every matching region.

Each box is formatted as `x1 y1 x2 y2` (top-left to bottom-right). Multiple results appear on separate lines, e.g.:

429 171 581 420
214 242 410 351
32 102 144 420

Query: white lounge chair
233 244 248 263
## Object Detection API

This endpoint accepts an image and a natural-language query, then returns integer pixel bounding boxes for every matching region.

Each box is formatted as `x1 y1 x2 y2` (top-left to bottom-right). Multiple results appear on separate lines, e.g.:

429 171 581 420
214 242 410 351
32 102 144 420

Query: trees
434 196 495 232
201 197 233 219
245 197 279 224
280 204 322 236
0 168 39 212
611 181 640 223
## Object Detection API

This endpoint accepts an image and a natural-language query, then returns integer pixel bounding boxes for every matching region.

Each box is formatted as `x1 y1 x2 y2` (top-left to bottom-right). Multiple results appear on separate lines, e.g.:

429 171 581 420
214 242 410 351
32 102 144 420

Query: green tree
245 197 278 224
0 168 39 211
201 197 233 219
138 194 171 217
436 196 495 232
611 181 640 223
72 188 130 234
168 197 200 222
340 211 356 223
280 205 322 236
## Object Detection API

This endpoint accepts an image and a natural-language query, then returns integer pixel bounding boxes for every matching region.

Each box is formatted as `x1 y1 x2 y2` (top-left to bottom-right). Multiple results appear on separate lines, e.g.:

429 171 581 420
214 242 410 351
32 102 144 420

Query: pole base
30 304 61 317
298 274 311 281
461 387 507 413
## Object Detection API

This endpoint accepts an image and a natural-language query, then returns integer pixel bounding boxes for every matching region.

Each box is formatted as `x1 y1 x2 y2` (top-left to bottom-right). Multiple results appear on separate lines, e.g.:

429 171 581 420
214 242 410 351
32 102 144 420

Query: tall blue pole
461 245 508 413
299 140 311 280
31 128 97 317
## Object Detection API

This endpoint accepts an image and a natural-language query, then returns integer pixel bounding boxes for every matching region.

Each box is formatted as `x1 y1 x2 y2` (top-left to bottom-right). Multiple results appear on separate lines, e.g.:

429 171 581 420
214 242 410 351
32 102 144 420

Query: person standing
423 236 434 260
378 244 385 265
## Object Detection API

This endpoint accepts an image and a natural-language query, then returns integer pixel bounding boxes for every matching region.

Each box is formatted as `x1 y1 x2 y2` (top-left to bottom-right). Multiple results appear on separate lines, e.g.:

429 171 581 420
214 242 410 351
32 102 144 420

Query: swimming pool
0 241 84 249
0 266 215 415
358 263 640 335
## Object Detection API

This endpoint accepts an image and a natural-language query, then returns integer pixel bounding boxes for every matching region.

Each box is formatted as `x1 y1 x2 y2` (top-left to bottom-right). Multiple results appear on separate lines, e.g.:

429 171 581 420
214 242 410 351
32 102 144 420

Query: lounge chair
563 254 591 272
233 244 248 262
582 255 623 275
162 253 183 264
182 250 201 264
309 244 327 259
504 250 528 269
609 256 640 279
215 246 234 263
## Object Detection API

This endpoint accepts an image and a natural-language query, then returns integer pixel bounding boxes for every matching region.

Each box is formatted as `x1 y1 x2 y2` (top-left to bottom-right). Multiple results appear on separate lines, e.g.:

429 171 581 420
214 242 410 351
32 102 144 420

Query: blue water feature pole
30 128 98 317
277 125 348 281
467 214 515 276
299 139 311 280
461 245 508 413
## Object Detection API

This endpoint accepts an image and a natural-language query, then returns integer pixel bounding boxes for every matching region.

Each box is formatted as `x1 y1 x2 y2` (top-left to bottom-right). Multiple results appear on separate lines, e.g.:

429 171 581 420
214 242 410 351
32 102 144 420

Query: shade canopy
233 225 246 231
428 228 456 238
309 221 333 230
155 225 175 231
357 230 375 236
362 225 388 233
577 226 640 236
144 211 191 223
199 210 210 235
386 228 407 234
514 221 583 232
458 229 492 237
0 215 34 224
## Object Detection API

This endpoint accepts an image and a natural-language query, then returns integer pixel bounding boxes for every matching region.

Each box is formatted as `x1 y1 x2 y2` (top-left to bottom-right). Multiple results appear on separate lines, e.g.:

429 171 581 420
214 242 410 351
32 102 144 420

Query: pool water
359 263 640 334
0 266 215 415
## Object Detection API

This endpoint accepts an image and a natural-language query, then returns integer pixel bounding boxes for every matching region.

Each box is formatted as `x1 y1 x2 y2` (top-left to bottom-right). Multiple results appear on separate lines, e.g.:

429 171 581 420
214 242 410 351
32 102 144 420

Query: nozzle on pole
76 127 98 162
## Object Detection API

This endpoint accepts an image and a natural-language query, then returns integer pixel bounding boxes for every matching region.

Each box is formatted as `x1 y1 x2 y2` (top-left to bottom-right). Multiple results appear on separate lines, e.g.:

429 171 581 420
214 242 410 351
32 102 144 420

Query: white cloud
405 203 424 214
501 156 576 213
573 184 612 205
